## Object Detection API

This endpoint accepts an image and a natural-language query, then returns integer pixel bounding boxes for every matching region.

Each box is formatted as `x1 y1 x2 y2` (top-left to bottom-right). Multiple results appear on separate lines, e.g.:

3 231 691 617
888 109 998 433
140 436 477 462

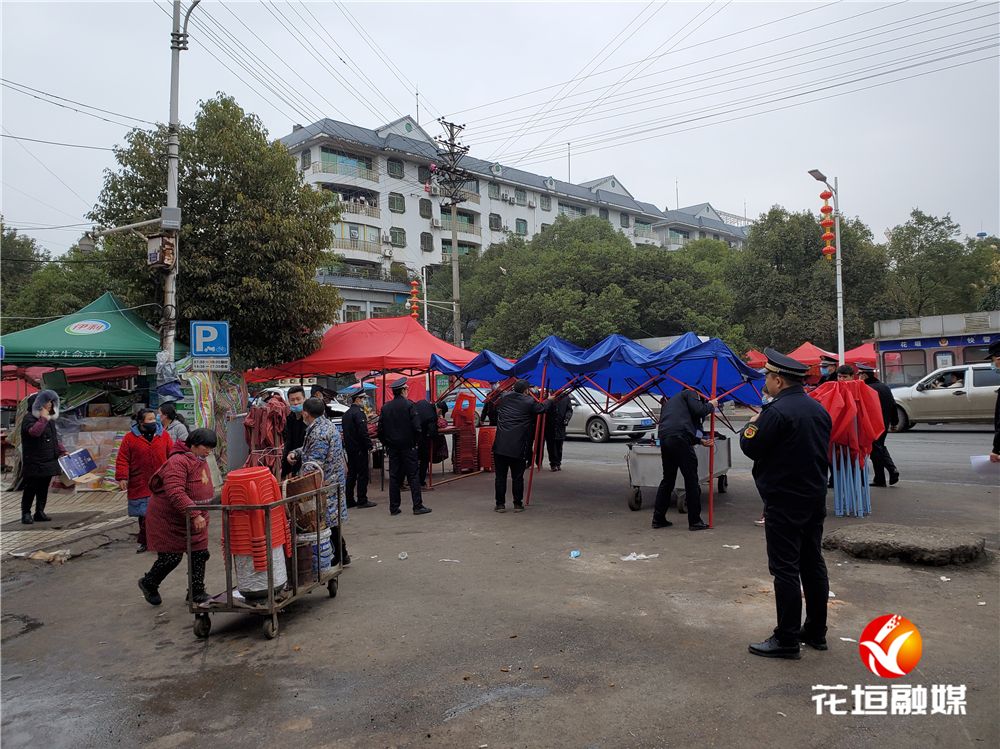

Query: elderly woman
138 428 218 606
19 390 65 525
116 409 173 553
289 397 349 566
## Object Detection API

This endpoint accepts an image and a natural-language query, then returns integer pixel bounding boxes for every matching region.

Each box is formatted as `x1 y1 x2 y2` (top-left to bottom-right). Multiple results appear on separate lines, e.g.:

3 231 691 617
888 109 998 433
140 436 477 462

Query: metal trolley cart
185 485 343 640
625 435 731 512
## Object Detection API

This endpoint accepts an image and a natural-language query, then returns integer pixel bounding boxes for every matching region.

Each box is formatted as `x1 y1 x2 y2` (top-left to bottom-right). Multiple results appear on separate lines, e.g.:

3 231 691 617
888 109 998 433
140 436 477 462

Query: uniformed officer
342 391 377 509
856 364 900 486
377 378 432 516
987 340 1000 463
818 355 838 384
493 380 553 512
741 348 832 659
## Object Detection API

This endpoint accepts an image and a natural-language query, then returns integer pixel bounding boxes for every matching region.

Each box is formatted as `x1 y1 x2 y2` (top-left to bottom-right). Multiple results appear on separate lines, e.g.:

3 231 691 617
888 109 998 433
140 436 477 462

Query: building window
514 188 527 206
344 304 365 323
541 223 551 232
620 213 630 228
558 202 587 218
371 305 389 318
419 198 432 219
599 207 609 221
387 158 404 179
713 234 720 240
389 227 406 247
388 193 405 213
489 213 503 231
488 182 500 199
420 232 434 252
540 194 551 211
417 165 431 183
515 218 528 236
300 150 310 170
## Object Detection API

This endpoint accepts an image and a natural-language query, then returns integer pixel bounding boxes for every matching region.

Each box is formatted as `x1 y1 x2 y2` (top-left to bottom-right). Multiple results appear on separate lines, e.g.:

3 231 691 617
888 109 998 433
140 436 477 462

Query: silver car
566 388 656 443
892 363 1000 431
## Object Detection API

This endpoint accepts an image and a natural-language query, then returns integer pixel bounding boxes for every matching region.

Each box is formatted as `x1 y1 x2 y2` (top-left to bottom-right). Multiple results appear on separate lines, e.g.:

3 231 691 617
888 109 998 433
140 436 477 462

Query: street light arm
182 0 201 35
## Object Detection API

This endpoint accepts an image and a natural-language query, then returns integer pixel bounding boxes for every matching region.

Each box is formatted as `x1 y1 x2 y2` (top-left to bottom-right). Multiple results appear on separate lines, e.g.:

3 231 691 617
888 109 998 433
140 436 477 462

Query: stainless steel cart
624 436 731 511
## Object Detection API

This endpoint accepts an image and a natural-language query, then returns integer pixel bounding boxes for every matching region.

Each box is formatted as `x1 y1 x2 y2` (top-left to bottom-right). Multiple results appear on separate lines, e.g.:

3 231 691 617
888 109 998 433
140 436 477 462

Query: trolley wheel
193 614 211 639
628 487 643 511
328 578 339 598
718 475 728 494
262 617 278 640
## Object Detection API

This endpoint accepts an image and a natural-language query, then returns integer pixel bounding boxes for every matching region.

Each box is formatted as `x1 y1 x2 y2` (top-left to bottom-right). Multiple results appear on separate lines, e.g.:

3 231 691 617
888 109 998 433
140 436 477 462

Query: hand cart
185 484 343 640
625 435 731 512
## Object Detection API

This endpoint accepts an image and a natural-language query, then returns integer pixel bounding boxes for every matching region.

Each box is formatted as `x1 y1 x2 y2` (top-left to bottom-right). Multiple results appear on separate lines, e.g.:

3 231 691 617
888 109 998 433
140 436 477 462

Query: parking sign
189 321 230 357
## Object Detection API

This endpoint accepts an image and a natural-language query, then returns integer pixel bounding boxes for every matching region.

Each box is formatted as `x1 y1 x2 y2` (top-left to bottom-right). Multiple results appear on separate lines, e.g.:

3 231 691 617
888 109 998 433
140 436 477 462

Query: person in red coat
138 429 218 606
116 409 172 553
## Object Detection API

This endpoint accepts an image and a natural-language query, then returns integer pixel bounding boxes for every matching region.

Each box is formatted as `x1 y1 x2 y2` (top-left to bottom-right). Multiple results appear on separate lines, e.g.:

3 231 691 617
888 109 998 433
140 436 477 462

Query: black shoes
138 578 162 606
494 505 506 513
413 506 432 515
136 544 147 554
21 513 33 525
390 508 402 516
33 511 52 522
513 503 525 513
748 636 801 660
889 472 900 485
795 629 829 651
355 500 377 509
689 521 710 531
186 588 209 604
342 554 351 567
651 516 673 529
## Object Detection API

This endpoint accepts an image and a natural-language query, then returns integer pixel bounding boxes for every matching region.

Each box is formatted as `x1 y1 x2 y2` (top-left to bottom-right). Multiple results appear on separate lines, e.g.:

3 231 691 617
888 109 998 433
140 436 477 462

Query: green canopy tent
0 292 186 367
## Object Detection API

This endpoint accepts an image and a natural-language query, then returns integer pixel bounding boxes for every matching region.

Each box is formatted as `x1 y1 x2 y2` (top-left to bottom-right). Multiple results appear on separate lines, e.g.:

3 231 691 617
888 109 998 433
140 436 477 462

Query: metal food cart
625 435 731 512
185 484 343 640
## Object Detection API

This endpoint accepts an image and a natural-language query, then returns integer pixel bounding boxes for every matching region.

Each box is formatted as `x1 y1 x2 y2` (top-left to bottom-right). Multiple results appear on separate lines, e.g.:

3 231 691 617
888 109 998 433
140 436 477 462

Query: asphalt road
564 423 997 487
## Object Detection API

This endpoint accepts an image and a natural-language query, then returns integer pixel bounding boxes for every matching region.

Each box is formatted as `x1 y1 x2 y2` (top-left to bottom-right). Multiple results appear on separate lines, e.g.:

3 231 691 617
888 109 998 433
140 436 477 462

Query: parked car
565 388 655 443
892 363 1000 431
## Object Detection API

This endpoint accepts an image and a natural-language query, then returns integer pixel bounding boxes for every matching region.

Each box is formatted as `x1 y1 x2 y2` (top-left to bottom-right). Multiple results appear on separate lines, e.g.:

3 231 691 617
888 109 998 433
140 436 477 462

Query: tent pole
708 358 718 529
525 363 547 506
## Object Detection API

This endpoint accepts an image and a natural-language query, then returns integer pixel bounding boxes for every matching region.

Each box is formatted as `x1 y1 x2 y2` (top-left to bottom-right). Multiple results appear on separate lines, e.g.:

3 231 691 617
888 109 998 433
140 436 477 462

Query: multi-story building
280 116 748 321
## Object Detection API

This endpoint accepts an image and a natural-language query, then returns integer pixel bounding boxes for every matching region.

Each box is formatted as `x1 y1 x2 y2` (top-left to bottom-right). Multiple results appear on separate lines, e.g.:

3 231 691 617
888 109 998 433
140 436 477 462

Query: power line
0 78 157 125
1 303 161 321
1 81 145 129
1 134 115 151
2 220 90 229
1 182 88 223
2 126 93 208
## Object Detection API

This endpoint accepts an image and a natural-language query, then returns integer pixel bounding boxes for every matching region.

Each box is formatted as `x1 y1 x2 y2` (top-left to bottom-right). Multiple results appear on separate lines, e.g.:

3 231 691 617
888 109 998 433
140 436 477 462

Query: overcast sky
2 1 998 255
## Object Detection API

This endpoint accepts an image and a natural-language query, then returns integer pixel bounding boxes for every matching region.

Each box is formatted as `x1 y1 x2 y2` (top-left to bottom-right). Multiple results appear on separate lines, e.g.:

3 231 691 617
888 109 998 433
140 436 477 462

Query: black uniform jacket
545 395 573 440
866 378 898 432
282 412 307 477
377 394 422 450
739 385 831 512
413 399 439 438
494 391 550 460
342 404 372 454
658 390 713 444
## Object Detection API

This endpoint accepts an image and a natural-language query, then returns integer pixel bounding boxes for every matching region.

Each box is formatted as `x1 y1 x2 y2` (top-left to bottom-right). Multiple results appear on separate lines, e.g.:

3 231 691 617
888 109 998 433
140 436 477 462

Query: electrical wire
1 182 89 223
1 81 145 129
2 221 91 229
0 78 157 125
0 134 116 151
1 303 161 321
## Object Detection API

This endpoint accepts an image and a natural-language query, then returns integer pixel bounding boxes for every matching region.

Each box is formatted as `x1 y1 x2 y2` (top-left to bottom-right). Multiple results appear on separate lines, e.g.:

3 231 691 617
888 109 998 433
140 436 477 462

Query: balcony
331 237 383 256
338 201 381 219
440 220 481 237
311 161 379 183
459 189 481 205
635 226 655 239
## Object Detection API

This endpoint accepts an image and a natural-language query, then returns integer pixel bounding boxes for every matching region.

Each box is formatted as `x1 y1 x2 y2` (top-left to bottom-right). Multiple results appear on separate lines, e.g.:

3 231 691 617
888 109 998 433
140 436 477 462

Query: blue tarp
430 332 763 406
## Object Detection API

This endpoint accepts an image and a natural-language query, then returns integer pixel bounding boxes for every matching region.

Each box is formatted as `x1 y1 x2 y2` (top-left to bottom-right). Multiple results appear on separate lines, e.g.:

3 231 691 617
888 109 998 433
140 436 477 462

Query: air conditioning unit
381 232 392 243
382 248 393 257
528 200 536 209
501 193 510 201
431 218 442 228
430 186 441 196
503 225 511 232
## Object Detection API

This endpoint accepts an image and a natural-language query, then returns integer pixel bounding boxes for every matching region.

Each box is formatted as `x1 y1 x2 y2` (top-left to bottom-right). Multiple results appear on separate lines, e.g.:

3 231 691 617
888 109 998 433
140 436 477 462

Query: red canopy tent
1 377 38 406
844 342 876 366
246 316 478 385
745 349 767 368
786 342 837 366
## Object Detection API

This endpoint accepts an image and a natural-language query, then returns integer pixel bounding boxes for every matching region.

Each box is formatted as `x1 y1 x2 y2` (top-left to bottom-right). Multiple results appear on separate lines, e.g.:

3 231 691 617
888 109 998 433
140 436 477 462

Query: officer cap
986 340 1000 359
763 347 809 379
819 355 838 366
855 363 875 373
350 389 367 401
390 377 408 391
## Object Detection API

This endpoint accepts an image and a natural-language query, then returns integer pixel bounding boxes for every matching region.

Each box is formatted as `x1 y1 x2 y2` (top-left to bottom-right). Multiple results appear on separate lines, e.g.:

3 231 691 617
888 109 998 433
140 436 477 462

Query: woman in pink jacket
138 429 217 606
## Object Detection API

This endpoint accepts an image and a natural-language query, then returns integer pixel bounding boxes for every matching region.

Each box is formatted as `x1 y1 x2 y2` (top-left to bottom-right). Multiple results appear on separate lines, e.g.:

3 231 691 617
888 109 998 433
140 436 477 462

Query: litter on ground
620 552 660 561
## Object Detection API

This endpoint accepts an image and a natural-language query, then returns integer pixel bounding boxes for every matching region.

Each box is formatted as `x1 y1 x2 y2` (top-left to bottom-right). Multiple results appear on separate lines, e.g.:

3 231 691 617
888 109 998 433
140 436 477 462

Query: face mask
761 393 773 405
819 367 830 375
290 404 303 413
140 423 157 435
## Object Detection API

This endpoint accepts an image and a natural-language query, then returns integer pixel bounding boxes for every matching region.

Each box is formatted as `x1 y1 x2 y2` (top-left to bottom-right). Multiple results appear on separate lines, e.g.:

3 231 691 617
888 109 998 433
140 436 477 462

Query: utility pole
567 142 571 182
434 118 471 348
161 0 200 359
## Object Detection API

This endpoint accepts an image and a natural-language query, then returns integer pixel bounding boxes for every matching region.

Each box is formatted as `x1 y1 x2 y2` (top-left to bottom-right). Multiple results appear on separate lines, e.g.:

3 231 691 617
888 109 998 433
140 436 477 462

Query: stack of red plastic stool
222 467 291 570
451 393 479 472
477 426 496 472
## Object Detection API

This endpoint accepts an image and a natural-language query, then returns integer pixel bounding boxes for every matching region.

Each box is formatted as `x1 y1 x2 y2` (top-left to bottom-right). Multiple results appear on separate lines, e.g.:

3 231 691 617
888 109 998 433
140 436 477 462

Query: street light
809 168 845 364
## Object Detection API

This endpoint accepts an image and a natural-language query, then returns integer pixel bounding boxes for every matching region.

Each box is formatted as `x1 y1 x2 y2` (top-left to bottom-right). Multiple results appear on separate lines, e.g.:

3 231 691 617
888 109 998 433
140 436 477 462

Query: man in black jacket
377 378 431 516
544 393 573 471
342 391 376 509
818 356 838 384
493 380 553 512
413 397 439 487
857 364 900 486
987 341 1000 464
651 389 717 531
741 348 832 660
281 386 307 478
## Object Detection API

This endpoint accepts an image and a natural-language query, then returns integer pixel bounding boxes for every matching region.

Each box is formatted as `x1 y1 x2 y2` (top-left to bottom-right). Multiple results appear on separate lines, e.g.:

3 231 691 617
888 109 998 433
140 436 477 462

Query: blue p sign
190 321 230 357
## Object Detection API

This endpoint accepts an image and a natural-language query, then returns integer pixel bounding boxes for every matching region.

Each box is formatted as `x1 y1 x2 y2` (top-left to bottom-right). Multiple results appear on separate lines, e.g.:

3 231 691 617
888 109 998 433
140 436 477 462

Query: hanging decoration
409 280 420 320
819 190 836 260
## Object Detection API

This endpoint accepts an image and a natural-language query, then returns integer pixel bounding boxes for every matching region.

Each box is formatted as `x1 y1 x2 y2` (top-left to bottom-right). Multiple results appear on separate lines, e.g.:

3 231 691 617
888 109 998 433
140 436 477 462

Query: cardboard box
87 403 111 418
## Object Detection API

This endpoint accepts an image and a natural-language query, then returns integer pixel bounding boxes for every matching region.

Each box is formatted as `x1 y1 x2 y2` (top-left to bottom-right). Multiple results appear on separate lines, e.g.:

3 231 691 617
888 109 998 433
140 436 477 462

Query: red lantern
822 231 835 242
820 218 835 228
820 205 833 215
820 190 833 200
822 246 836 260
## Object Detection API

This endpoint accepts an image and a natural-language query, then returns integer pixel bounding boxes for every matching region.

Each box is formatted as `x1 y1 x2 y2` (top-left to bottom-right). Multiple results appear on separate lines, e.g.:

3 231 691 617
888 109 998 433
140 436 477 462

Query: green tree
965 234 1000 311
883 210 984 317
88 94 341 368
1 222 50 325
727 207 889 351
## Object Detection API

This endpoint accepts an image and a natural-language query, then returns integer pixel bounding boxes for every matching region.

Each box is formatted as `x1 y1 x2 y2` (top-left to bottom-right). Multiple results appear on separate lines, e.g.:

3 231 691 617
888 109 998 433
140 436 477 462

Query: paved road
564 423 996 486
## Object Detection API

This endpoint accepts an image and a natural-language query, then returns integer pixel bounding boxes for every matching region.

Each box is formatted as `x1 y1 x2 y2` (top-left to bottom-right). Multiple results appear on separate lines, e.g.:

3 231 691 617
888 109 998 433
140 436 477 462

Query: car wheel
895 406 913 432
587 417 610 443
